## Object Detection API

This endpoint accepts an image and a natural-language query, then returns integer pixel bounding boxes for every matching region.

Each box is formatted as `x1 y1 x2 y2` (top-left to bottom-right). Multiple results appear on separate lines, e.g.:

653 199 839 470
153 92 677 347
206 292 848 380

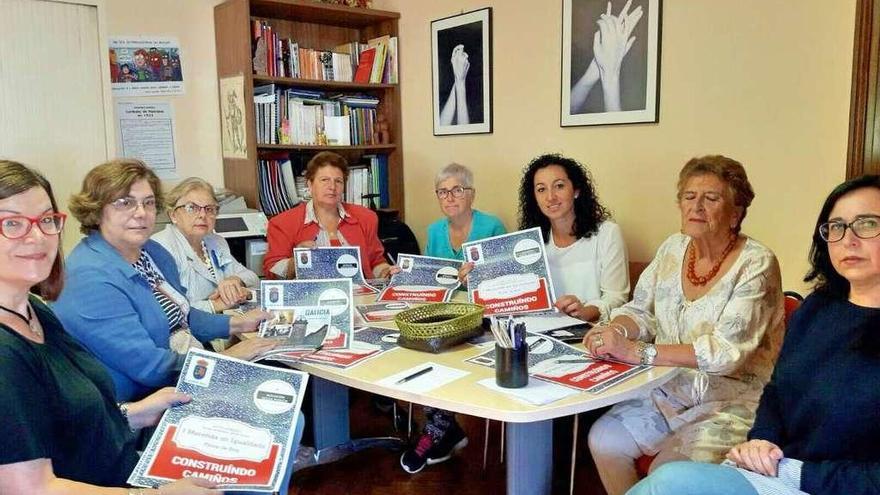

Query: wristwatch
636 341 657 365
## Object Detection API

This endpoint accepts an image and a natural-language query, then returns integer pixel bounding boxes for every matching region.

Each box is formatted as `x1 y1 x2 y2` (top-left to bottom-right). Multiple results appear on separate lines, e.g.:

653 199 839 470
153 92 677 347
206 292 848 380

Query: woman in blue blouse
400 163 505 474
54 159 276 403
628 175 880 495
424 162 505 259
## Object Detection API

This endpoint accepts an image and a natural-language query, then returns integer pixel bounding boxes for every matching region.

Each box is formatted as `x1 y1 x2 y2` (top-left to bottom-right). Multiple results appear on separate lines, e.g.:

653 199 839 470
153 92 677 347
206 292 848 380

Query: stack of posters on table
467 333 650 395
461 228 556 315
128 349 307 492
355 301 413 323
277 326 401 369
293 246 378 295
256 279 354 362
377 254 462 302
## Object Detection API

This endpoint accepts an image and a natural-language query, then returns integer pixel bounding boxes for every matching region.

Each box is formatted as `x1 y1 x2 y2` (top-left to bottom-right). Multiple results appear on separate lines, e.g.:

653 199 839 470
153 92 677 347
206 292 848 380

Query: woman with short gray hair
424 163 505 259
400 162 505 474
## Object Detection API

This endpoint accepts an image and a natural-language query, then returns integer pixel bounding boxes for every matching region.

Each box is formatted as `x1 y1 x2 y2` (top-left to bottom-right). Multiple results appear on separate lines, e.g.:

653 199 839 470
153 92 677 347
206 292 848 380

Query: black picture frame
431 8 493 135
561 0 661 126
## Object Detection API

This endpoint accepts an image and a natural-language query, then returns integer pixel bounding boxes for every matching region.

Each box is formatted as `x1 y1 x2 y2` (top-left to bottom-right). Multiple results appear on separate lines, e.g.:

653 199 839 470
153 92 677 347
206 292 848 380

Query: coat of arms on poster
109 37 185 96
219 75 247 159
561 0 661 126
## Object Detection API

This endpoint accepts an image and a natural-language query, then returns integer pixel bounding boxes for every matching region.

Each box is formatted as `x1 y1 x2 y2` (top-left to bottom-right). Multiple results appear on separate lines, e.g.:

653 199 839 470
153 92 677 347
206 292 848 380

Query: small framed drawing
561 0 661 127
432 8 492 135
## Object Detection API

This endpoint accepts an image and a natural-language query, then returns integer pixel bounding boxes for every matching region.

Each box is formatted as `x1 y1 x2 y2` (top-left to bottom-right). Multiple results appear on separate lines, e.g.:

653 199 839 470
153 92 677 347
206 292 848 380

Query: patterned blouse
132 250 186 332
606 234 785 462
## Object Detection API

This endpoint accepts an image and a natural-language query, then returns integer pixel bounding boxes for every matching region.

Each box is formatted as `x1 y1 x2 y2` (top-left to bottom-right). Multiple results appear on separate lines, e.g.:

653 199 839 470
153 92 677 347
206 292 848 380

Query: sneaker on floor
399 426 469 474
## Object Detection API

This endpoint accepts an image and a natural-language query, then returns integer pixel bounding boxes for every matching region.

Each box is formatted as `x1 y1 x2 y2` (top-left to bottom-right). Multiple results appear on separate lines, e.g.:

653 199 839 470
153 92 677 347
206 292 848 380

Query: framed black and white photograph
432 8 492 135
561 0 661 127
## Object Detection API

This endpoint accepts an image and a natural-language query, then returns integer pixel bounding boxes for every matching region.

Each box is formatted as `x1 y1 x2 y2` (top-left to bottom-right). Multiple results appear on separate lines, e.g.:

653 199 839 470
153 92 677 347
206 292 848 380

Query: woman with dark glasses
628 175 880 495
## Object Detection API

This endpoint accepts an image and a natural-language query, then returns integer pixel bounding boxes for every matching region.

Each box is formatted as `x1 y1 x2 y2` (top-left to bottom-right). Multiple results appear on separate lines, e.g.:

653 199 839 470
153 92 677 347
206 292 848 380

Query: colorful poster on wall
109 37 185 96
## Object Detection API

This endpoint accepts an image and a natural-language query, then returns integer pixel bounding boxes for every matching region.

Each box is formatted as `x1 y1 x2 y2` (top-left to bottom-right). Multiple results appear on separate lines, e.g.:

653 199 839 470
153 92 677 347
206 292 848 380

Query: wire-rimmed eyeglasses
435 186 473 200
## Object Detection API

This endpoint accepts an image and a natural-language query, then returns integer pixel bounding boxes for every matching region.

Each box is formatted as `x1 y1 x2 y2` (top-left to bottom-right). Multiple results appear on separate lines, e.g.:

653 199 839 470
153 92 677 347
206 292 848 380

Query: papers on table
377 254 462 302
355 301 413 323
128 349 308 492
259 279 354 351
477 377 578 406
514 310 588 332
466 333 650 394
261 326 401 369
293 246 378 295
377 362 469 394
461 228 556 315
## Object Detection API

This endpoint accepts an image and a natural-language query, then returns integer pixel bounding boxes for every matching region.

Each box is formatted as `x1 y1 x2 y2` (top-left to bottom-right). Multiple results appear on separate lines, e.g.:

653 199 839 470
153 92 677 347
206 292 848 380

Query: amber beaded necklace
686 235 738 286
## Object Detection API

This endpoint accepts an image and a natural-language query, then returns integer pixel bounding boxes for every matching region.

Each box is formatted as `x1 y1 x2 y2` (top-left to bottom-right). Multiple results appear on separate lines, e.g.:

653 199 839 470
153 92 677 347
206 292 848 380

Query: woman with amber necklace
582 155 785 495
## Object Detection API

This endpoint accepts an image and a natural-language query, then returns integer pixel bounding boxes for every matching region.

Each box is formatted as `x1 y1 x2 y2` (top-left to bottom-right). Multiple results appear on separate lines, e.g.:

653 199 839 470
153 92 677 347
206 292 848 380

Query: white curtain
0 0 108 248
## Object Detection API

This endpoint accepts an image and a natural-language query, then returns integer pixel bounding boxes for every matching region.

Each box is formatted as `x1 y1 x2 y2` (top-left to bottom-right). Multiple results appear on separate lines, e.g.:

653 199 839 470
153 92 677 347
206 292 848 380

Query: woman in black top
0 160 215 494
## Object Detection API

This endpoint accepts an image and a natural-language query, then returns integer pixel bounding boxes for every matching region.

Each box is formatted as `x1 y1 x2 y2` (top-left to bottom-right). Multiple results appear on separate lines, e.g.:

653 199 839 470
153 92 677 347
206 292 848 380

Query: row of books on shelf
254 85 382 146
252 20 398 84
258 154 389 217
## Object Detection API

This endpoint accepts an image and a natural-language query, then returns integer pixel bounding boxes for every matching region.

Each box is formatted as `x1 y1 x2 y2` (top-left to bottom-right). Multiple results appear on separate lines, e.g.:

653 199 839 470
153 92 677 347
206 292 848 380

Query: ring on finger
593 335 604 347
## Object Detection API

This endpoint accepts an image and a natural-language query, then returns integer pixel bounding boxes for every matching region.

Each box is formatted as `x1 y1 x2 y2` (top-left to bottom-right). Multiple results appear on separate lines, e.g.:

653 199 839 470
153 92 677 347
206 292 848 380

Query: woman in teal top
401 163 505 474
424 163 506 259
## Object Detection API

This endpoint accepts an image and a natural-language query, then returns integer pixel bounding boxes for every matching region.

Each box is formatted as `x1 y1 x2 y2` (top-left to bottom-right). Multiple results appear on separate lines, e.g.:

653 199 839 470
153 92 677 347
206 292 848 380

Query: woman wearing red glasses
0 160 216 494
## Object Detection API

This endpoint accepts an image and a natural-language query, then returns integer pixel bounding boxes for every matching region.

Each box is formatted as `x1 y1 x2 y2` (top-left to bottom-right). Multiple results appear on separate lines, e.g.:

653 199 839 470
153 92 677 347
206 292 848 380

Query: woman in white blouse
584 155 785 495
518 153 629 322
153 178 259 313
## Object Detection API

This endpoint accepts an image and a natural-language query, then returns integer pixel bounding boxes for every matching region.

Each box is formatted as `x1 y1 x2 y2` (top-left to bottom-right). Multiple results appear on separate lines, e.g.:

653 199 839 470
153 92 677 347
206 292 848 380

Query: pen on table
528 337 543 351
395 366 434 385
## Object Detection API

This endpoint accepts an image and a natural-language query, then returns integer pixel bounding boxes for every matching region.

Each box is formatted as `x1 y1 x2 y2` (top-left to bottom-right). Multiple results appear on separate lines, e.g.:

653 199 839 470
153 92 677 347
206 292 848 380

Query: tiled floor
289 390 610 495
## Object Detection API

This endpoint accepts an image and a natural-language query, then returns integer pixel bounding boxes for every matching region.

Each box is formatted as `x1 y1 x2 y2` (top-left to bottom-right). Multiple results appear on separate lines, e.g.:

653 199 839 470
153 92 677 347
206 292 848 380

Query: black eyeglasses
819 215 880 242
0 213 67 239
435 186 472 199
174 202 220 217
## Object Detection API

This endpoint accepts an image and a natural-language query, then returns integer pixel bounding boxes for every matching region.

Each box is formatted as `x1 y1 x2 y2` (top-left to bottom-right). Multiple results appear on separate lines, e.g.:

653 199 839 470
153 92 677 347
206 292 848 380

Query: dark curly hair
518 153 609 240
805 175 880 356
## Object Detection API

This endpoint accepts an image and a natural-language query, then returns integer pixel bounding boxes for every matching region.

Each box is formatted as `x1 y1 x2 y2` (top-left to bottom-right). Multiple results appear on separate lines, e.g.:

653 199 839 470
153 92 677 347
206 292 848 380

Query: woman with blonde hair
153 177 259 313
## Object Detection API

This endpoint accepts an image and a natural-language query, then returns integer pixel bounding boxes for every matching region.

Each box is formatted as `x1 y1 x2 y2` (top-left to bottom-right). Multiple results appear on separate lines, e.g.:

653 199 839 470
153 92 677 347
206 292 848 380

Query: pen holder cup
495 344 528 388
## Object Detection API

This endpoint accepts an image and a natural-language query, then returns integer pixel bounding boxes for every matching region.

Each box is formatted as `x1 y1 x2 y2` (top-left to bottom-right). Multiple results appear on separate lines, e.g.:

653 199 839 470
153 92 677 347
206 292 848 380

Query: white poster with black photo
128 349 307 492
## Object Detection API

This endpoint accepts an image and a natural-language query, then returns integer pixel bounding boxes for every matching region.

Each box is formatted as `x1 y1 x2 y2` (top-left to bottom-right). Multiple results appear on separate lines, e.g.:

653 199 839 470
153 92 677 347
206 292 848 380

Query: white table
266 295 678 495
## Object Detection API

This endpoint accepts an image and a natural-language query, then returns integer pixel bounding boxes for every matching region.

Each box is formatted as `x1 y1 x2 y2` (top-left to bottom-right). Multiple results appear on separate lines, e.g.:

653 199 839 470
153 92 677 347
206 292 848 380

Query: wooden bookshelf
214 0 403 216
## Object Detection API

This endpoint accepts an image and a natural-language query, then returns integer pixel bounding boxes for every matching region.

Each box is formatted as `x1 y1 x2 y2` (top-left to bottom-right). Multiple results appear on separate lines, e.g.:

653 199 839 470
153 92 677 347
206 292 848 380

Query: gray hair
434 163 474 190
165 177 217 212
